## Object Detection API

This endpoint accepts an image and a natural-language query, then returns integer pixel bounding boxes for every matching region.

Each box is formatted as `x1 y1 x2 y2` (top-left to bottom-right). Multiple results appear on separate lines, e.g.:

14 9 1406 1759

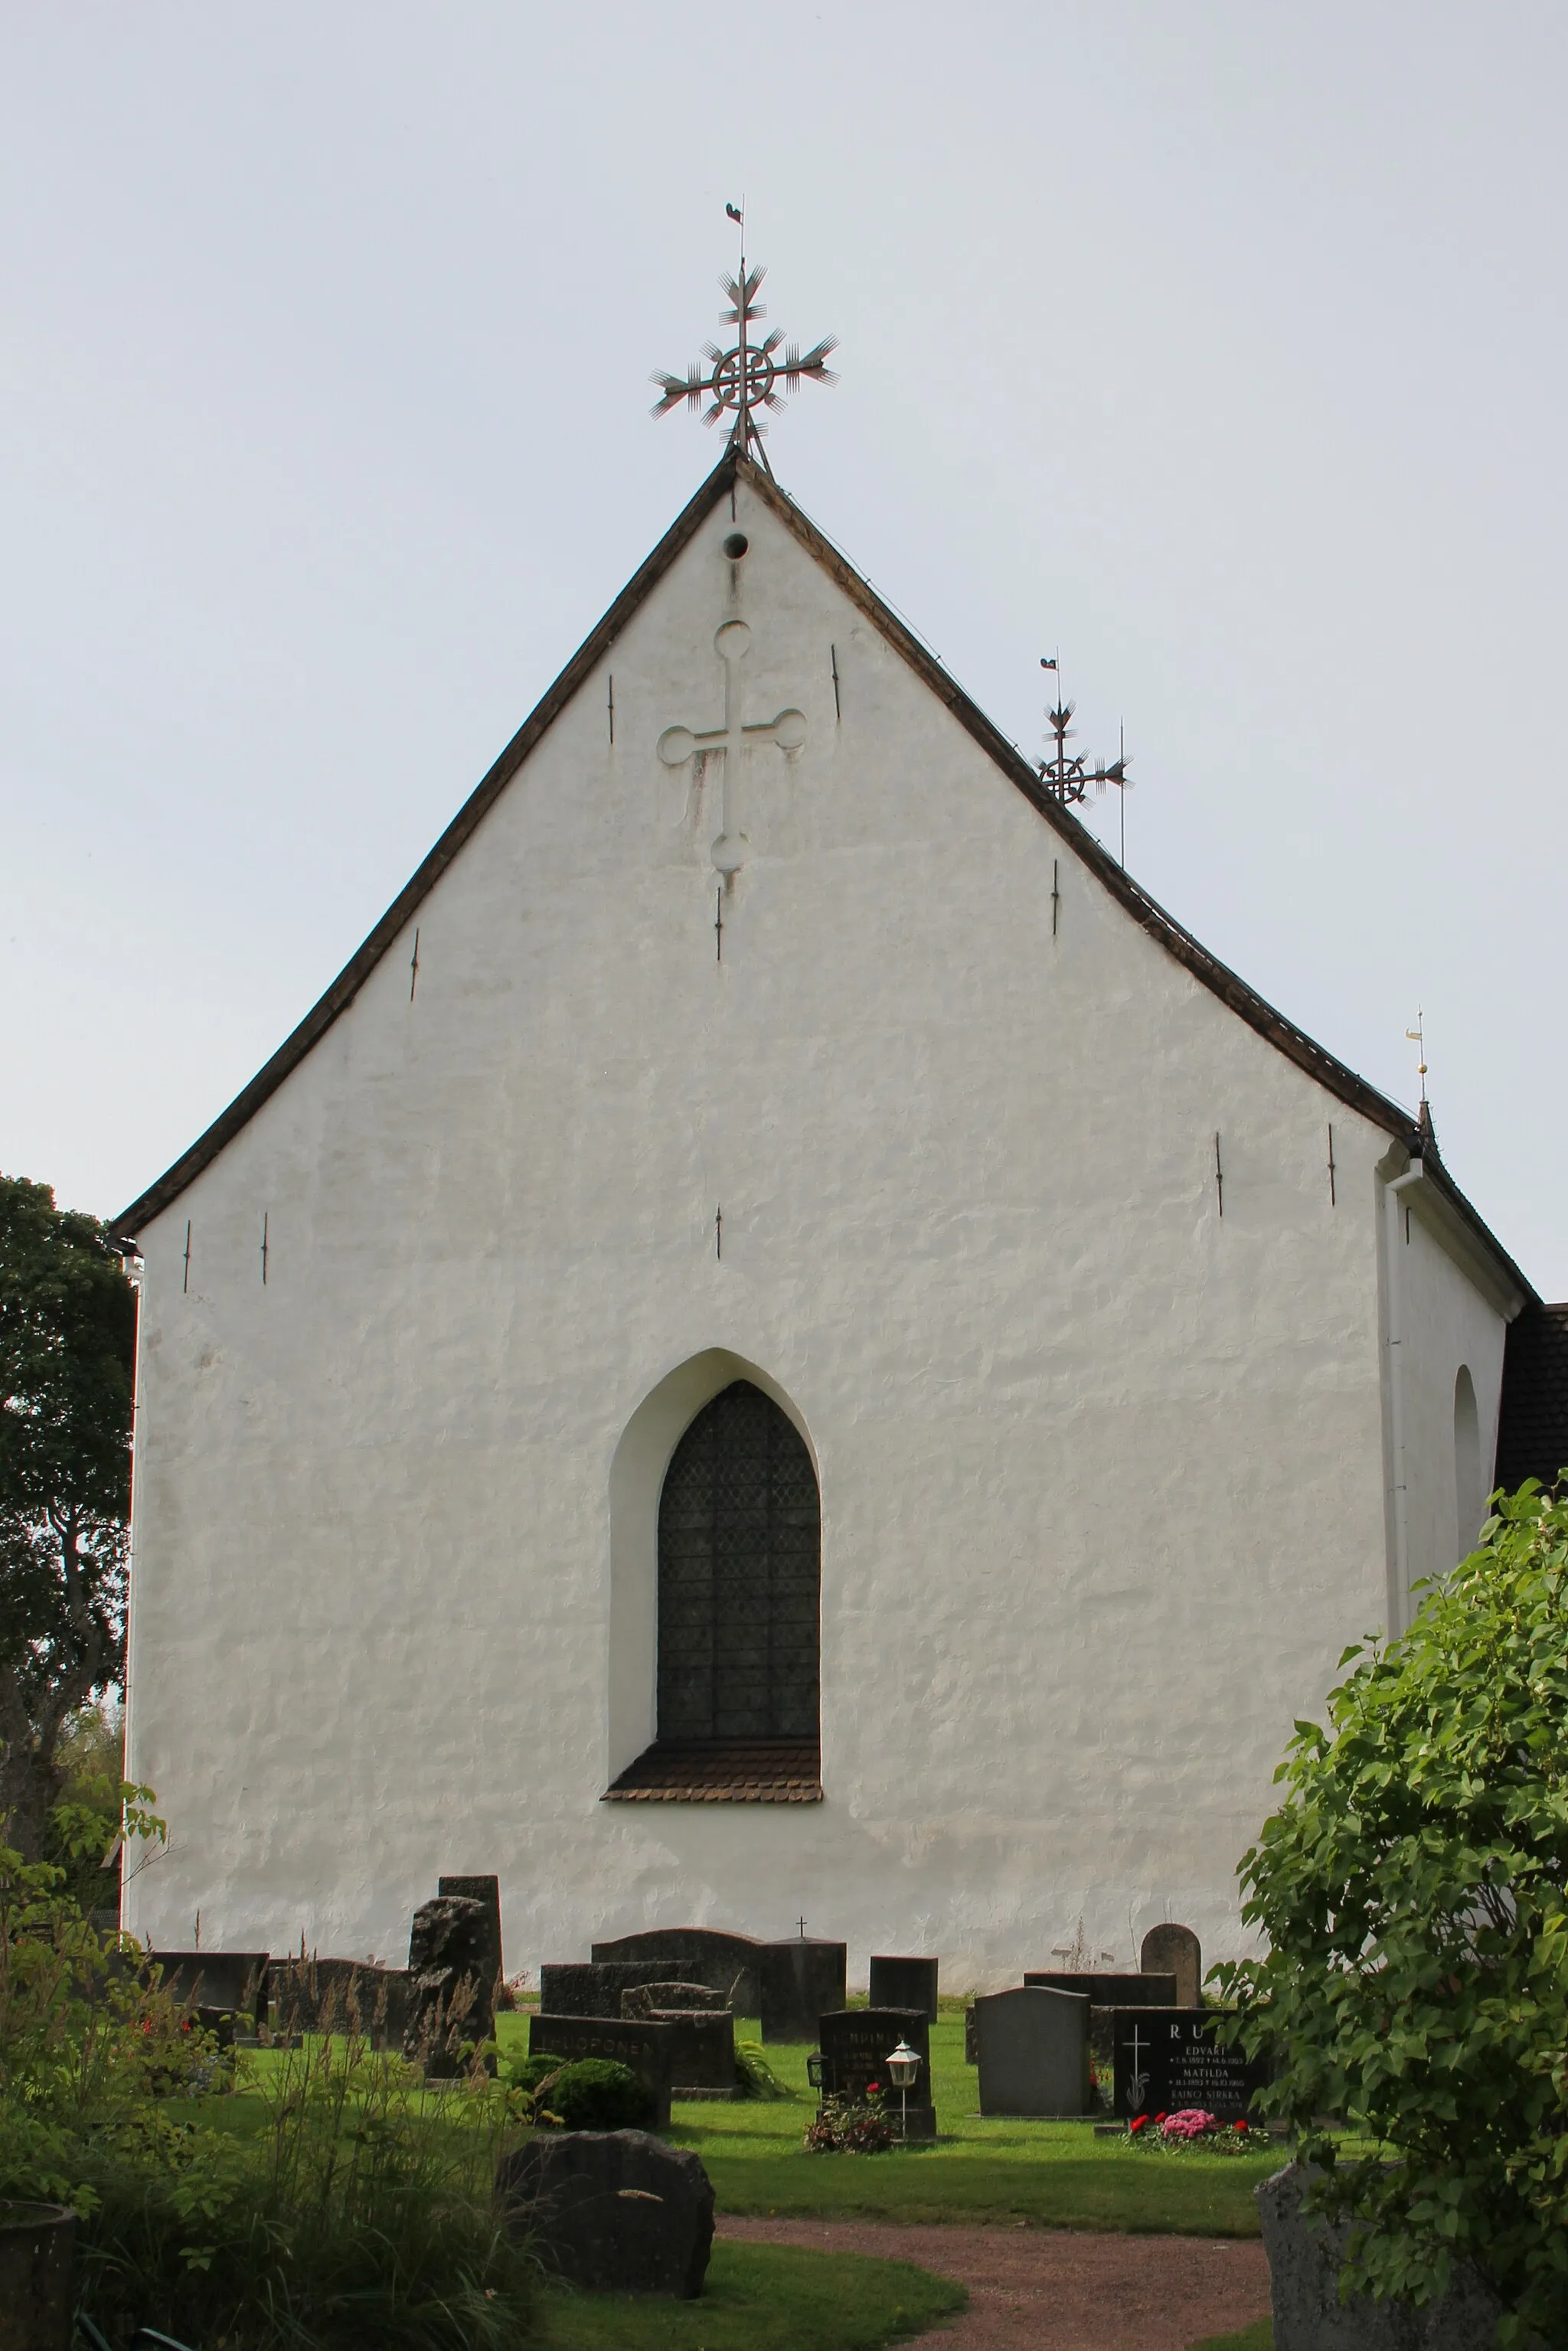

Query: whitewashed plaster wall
123 477 1508 1989
1380 1175 1510 1628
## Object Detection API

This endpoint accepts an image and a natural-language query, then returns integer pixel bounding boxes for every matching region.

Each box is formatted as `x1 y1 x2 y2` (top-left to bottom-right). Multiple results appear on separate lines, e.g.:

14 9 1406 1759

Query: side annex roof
114 452 1535 1311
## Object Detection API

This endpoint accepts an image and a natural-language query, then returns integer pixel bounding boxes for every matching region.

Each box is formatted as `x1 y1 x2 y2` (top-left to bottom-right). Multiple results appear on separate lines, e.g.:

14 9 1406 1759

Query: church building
117 446 1539 1986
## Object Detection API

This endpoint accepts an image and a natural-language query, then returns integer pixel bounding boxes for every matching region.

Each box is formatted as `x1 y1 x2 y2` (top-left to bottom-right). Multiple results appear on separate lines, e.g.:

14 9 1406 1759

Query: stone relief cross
658 619 806 874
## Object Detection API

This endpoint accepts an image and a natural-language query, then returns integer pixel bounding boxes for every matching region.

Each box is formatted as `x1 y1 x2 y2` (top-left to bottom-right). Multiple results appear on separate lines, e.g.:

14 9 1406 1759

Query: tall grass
75 2032 537 2350
0 1840 538 2349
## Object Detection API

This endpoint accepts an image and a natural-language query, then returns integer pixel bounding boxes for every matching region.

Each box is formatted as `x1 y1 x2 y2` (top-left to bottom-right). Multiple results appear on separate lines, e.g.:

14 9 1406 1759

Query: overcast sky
3 3 1563 1291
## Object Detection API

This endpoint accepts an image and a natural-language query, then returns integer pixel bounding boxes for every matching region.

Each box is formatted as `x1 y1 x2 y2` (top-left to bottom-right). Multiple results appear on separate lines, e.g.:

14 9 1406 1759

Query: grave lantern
885 2038 921 2141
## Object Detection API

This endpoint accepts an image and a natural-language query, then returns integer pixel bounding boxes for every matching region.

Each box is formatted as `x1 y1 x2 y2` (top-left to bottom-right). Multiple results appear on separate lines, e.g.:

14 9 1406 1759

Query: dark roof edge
116 456 740 1232
116 455 1538 1310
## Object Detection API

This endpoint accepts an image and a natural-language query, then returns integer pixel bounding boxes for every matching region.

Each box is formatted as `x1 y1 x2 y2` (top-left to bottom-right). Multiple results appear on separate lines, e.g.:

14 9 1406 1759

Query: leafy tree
0 1177 135 1862
1216 1481 1568 2347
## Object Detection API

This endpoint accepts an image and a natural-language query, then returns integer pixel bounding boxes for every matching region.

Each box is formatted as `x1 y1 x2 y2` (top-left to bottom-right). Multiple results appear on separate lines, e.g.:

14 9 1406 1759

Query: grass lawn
538 2238 965 2349
1188 2327 1272 2349
501 2009 1280 2236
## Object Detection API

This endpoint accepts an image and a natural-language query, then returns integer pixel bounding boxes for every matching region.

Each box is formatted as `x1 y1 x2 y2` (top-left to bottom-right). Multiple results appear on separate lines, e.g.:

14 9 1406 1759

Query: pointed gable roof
114 452 1535 1311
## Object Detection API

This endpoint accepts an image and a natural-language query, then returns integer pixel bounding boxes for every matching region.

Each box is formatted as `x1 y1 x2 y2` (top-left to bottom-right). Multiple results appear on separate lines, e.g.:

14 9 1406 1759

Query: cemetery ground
501 2003 1279 2236
490 2000 1281 2347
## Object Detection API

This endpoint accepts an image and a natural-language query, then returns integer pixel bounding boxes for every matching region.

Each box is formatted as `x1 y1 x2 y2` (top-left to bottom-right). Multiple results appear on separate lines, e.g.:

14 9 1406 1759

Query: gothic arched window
657 1380 821 1746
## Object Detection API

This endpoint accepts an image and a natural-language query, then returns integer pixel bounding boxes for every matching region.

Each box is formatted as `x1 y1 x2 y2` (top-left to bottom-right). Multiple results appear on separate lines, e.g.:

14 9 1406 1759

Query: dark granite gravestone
1257 2164 1504 2348
817 2007 935 2138
868 1954 939 2019
1140 1923 1202 2007
1025 1971 1178 2078
495 2131 714 2297
760 1938 846 2041
620 1981 730 2016
438 1874 502 1997
149 1951 268 2032
1111 2007 1266 2121
652 2011 735 2096
591 1929 764 2015
973 1986 1090 2115
541 1961 685 2017
404 1895 495 2078
1024 1971 1177 2008
530 2013 675 2128
269 1958 411 2049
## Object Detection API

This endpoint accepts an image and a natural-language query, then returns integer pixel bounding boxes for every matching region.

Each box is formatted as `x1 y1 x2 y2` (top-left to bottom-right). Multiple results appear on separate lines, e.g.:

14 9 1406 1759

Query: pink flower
1160 2108 1219 2140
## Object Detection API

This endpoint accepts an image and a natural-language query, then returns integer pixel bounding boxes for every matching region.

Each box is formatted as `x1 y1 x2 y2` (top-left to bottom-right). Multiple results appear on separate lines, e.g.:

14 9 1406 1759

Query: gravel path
717 2216 1271 2349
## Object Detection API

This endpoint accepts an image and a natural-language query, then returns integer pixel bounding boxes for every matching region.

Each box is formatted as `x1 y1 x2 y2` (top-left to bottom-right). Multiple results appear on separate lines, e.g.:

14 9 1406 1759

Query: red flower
1129 2114 1148 2134
866 2082 880 2096
1155 2111 1167 2124
1233 2119 1248 2133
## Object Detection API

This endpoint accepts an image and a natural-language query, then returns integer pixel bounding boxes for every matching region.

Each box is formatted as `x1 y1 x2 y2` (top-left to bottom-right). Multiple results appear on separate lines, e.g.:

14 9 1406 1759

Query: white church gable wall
123 474 1509 1986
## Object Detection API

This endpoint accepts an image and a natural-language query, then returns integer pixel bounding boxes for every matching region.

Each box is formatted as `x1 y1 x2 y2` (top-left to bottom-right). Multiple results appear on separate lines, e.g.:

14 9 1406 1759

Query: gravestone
541 1961 684 2017
1140 1923 1202 2007
438 1873 503 1997
817 2007 935 2138
646 2010 736 2097
620 1981 730 2016
270 1958 411 2049
530 2012 675 2129
1025 1967 1178 2078
1111 2007 1266 2121
1257 2164 1503 2349
591 1929 763 2015
1024 1971 1176 2008
149 1951 269 2032
495 2131 714 2297
973 1986 1091 2116
868 1954 939 2019
760 1937 846 2041
404 1895 495 2078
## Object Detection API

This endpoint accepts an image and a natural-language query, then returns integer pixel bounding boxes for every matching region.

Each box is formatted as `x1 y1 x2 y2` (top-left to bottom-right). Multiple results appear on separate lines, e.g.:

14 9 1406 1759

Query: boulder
495 2129 714 2297
1257 2163 1508 2349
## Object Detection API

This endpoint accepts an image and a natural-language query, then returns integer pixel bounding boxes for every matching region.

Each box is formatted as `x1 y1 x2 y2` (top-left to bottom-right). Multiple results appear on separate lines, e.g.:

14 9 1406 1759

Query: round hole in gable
723 532 749 559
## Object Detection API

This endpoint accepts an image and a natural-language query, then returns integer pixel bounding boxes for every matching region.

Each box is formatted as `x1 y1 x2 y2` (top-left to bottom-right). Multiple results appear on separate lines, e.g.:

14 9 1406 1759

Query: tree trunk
0 1664 59 1862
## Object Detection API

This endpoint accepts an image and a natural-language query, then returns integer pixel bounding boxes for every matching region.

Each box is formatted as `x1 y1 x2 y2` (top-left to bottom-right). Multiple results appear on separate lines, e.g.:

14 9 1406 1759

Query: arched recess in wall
606 1351 823 1801
1454 1364 1482 1562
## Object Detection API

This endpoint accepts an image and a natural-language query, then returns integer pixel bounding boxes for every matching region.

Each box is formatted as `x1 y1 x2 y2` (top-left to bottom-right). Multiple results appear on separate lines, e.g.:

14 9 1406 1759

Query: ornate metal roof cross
1037 656 1135 867
651 206 838 477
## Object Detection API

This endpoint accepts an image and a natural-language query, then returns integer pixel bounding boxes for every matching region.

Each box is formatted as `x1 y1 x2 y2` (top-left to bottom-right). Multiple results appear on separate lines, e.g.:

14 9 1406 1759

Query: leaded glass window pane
657 1380 821 1742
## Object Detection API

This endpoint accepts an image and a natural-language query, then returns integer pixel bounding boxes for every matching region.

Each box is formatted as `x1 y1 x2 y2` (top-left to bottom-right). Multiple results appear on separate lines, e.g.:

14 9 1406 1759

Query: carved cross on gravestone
658 619 806 874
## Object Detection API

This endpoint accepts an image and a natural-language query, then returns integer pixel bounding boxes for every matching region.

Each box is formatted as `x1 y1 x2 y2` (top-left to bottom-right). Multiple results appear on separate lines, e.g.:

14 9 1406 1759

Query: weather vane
1405 1007 1437 1144
651 203 838 478
1037 655 1135 866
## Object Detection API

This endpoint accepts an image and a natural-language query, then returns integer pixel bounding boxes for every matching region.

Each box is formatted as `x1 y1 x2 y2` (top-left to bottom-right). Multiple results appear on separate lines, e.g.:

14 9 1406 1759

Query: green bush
1215 1481 1568 2348
543 2058 650 2131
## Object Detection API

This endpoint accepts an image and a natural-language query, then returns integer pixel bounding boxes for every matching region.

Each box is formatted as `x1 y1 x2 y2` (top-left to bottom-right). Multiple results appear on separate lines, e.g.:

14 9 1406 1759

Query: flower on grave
1128 2114 1149 2134
1161 2108 1219 2140
1233 2119 1249 2133
867 2082 880 2097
